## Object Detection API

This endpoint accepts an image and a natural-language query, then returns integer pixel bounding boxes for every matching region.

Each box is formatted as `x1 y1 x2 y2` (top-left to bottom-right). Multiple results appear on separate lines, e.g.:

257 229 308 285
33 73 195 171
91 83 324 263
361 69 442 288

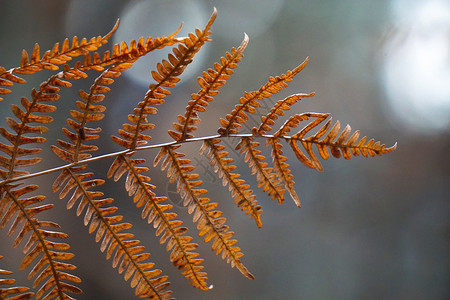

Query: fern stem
0 133 395 186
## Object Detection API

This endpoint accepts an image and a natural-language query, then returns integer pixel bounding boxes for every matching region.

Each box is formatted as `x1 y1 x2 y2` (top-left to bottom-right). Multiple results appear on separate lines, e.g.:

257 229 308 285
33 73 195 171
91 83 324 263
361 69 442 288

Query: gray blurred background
0 0 449 299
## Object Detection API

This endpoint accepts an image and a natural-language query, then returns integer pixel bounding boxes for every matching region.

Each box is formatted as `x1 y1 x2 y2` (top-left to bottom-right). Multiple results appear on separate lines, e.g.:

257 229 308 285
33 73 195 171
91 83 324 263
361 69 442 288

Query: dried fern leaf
0 70 85 181
0 20 119 102
266 137 301 207
200 139 263 227
154 145 254 280
51 63 133 163
235 137 286 204
112 8 217 150
253 92 315 135
0 255 34 299
0 7 398 299
0 184 81 299
218 57 309 135
77 23 183 74
107 153 210 290
53 166 173 299
168 34 249 142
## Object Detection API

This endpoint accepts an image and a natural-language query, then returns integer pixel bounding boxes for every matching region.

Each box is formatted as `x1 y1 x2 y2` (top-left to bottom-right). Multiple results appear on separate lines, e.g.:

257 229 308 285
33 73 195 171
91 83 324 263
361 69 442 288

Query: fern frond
0 254 34 299
107 153 209 290
154 145 254 280
0 20 119 101
218 57 309 135
0 184 81 299
168 34 249 142
235 137 285 204
0 8 398 299
253 92 315 135
53 166 173 299
199 139 262 227
112 8 217 150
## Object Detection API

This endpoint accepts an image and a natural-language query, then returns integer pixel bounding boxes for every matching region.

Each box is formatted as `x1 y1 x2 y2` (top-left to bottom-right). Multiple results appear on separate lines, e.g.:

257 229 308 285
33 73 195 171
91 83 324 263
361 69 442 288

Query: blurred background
0 0 448 299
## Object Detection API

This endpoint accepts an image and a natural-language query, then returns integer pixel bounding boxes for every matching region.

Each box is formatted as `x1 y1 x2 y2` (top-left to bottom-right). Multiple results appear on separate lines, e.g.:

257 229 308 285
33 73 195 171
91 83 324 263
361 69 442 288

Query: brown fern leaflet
0 8 396 300
0 20 119 102
236 136 285 205
199 138 263 227
217 57 309 136
168 33 249 142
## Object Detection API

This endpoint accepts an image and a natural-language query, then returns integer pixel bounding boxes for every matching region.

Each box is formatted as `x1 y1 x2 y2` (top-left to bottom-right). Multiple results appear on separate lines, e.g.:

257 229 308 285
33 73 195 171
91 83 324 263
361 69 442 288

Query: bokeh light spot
381 0 450 133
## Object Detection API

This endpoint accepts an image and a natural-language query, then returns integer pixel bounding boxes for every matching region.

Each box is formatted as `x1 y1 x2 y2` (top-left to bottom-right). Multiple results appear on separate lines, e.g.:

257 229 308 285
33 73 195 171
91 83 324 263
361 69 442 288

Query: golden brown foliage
0 8 396 299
